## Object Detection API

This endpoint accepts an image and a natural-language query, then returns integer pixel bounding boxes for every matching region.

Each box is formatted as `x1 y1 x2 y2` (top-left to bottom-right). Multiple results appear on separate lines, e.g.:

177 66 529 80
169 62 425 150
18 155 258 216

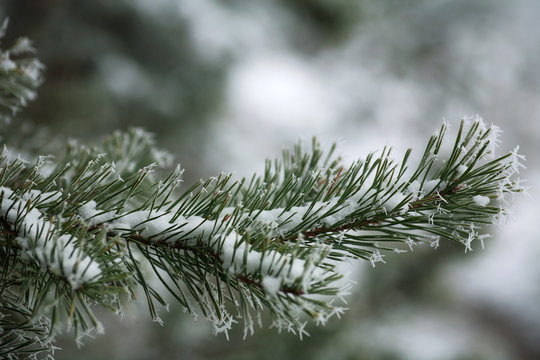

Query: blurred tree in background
1 0 226 183
1 0 539 359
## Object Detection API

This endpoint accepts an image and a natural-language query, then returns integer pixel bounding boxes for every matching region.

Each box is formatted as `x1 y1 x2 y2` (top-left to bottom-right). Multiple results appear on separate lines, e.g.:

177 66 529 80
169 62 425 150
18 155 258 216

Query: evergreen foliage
0 24 525 360
0 19 43 121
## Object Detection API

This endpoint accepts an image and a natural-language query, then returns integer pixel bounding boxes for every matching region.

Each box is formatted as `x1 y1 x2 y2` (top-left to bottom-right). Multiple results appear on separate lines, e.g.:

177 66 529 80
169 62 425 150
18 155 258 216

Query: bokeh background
1 1 539 359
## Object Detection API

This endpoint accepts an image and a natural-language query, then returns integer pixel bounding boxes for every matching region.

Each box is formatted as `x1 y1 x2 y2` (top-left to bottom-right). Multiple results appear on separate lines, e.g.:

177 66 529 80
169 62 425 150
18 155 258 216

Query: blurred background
1 0 539 359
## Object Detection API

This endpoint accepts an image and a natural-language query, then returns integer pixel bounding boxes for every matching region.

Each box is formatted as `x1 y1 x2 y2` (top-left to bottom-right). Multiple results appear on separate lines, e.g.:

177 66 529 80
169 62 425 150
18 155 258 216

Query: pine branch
0 21 526 359
0 115 525 353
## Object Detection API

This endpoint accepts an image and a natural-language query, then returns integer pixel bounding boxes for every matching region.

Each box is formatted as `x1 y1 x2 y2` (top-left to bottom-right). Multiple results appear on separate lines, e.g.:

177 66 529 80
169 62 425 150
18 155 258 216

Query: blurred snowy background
1 0 539 359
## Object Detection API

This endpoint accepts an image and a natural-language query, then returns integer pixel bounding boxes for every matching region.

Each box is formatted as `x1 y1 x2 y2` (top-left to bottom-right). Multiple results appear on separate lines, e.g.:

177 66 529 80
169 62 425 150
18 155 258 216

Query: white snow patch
21 189 62 205
79 200 117 226
423 179 441 194
456 164 468 176
472 195 490 207
382 191 408 213
0 187 101 288
407 180 421 199
262 276 281 296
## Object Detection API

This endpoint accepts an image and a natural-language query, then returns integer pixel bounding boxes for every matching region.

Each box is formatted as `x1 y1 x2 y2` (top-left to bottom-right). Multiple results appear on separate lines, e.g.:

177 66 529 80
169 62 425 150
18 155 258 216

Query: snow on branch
0 115 525 355
0 186 101 288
